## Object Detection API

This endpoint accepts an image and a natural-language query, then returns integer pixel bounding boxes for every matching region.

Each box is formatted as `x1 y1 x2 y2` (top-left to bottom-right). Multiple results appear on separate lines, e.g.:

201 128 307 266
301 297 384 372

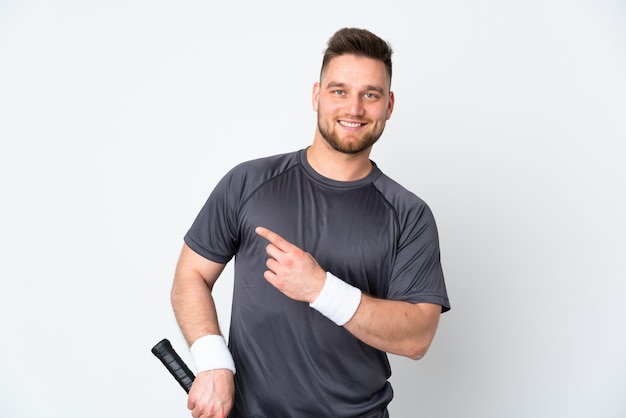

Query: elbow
170 278 191 312
170 285 181 314
404 338 433 361
170 280 182 307
406 347 427 361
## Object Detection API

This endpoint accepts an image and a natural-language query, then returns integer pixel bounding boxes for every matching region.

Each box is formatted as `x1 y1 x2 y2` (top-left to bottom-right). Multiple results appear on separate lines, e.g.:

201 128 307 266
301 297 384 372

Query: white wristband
309 272 361 326
190 334 236 374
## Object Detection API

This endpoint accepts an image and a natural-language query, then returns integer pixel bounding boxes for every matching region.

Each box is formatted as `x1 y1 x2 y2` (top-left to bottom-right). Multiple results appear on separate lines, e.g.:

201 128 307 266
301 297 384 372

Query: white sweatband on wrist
190 334 236 374
309 272 362 326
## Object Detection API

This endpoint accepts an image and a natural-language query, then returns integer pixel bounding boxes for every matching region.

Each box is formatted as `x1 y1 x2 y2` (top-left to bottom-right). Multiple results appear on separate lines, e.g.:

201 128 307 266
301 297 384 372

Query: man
171 27 450 418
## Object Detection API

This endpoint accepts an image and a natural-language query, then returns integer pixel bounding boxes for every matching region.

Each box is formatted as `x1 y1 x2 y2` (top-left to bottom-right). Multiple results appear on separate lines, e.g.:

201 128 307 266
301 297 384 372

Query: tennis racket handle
152 338 195 393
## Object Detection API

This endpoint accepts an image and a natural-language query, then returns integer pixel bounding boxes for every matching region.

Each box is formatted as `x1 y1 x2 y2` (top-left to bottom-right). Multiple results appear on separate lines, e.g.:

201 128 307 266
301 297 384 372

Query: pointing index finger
255 226 293 252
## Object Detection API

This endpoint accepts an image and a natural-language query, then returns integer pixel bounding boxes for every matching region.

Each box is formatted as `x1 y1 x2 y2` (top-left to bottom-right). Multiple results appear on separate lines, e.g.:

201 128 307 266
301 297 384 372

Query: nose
346 95 365 117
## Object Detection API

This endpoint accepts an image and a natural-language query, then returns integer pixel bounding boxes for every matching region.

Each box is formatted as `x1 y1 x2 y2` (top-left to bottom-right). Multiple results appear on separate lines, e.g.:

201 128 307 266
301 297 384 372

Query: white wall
1 1 624 417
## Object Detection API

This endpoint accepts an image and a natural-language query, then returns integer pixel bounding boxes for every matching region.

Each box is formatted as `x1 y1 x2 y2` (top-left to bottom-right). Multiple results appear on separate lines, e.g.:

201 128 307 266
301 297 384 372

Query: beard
317 115 385 155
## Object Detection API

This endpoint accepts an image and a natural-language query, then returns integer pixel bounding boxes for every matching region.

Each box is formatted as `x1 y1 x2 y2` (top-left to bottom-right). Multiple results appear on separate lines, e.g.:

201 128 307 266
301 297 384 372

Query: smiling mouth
338 120 366 128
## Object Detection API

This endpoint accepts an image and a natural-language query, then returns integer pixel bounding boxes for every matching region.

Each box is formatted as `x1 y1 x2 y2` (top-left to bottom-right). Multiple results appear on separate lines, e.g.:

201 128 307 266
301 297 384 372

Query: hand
255 226 327 303
187 369 234 418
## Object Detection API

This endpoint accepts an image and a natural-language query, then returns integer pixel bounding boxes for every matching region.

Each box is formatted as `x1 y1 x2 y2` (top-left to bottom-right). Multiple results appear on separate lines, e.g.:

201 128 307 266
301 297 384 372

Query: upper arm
174 243 227 290
387 203 450 311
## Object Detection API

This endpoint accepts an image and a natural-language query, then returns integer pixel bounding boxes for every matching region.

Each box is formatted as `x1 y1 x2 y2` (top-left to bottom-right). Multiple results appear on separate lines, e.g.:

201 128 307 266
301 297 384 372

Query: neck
306 136 373 182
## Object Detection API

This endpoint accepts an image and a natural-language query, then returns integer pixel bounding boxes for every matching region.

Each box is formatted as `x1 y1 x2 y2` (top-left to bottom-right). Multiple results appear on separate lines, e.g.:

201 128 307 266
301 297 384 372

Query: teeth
339 121 363 127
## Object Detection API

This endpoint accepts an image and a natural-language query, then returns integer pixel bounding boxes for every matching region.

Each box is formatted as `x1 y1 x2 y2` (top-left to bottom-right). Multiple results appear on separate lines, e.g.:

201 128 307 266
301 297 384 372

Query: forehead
321 54 390 91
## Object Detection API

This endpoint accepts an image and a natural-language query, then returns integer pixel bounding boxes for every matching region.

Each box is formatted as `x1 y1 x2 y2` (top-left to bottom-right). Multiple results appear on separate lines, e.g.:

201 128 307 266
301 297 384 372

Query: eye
364 92 378 100
333 89 345 96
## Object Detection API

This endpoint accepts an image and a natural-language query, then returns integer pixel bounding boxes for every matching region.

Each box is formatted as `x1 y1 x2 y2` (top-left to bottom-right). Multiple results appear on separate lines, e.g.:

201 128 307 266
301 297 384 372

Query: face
312 54 394 155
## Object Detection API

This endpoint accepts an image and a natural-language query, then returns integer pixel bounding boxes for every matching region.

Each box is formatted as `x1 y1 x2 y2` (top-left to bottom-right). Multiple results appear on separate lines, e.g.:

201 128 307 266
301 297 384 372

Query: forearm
169 246 235 418
255 227 442 360
170 244 226 345
171 276 221 345
342 295 440 360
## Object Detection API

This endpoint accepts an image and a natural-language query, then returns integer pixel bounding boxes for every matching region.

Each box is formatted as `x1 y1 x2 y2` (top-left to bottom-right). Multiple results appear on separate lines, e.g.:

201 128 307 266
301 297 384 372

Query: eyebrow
325 81 386 95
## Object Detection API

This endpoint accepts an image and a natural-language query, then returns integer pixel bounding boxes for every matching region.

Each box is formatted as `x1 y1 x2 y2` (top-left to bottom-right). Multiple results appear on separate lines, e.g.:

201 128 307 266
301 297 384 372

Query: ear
386 91 395 120
312 82 321 112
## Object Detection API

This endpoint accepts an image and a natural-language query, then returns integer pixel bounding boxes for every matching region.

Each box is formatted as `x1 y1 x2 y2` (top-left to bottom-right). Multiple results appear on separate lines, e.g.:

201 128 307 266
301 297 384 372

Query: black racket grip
152 338 195 393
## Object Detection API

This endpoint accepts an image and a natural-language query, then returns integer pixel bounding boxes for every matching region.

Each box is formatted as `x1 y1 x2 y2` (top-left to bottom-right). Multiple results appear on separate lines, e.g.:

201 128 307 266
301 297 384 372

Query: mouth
338 120 366 128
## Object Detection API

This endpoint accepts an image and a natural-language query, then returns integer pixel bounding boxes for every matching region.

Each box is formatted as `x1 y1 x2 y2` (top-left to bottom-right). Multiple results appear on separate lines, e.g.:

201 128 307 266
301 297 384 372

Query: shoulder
215 150 302 198
228 150 301 179
372 171 429 213
371 170 438 235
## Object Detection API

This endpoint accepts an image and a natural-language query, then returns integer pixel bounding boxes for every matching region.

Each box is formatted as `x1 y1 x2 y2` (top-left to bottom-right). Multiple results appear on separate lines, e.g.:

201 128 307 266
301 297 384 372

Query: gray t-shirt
185 149 450 417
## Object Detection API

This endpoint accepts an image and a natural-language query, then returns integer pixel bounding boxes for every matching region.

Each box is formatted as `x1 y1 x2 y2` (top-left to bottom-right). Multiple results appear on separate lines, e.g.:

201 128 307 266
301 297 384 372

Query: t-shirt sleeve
184 168 242 264
386 202 450 312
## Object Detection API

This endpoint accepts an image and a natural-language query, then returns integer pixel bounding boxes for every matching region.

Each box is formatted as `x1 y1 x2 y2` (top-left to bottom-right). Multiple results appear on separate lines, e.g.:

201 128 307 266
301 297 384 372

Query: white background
1 1 625 417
